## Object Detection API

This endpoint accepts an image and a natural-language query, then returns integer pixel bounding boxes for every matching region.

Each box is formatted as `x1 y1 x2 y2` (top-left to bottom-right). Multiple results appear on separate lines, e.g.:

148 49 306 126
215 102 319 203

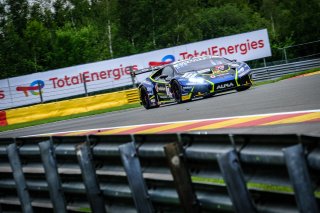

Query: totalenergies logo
149 55 175 66
16 80 45 97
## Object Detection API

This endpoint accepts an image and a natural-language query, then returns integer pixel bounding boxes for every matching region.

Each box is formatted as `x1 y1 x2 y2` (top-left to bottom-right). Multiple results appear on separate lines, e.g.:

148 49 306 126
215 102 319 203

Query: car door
155 66 174 100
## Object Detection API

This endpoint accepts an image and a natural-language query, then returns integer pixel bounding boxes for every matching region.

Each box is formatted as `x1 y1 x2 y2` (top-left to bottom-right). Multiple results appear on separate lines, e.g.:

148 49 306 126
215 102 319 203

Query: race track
1 73 320 137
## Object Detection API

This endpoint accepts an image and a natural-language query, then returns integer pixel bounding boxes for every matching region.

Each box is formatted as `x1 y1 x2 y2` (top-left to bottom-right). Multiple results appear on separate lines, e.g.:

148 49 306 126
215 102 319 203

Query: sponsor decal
157 86 166 92
182 73 197 78
16 80 45 97
149 55 175 67
0 90 5 99
50 65 138 89
180 39 265 59
1 29 271 110
181 95 191 101
216 82 234 89
210 66 230 78
174 56 209 70
214 65 225 71
182 86 193 90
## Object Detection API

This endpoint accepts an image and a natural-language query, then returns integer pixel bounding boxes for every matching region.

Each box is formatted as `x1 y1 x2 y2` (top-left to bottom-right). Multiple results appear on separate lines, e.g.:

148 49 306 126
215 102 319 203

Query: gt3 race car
138 56 252 109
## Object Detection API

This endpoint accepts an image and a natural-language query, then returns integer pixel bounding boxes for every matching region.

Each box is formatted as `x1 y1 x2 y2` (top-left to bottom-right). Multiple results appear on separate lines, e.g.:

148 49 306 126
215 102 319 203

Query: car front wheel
236 85 251 92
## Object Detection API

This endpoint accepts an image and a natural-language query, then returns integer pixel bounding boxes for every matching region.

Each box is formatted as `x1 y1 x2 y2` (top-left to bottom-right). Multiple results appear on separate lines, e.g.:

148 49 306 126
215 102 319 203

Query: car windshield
173 57 231 74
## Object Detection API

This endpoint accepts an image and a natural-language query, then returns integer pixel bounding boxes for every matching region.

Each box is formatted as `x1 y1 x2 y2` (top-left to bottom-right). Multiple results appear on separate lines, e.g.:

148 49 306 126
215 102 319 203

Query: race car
138 55 252 109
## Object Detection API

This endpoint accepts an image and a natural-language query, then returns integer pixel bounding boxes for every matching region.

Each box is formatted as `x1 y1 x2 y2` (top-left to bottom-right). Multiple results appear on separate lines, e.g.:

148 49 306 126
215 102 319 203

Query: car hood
180 63 239 79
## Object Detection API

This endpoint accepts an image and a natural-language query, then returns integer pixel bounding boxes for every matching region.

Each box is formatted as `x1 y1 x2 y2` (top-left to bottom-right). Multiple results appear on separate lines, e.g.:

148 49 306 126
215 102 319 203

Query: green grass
192 176 320 198
0 102 141 132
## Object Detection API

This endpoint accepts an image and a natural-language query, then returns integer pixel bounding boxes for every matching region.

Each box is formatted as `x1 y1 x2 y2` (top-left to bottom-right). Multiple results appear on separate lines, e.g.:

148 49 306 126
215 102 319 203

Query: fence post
130 66 136 88
263 58 267 67
283 48 288 64
38 81 44 103
7 78 14 108
283 144 319 213
82 73 88 97
164 142 201 213
217 150 257 213
76 142 106 213
39 140 67 213
7 143 34 213
119 142 154 213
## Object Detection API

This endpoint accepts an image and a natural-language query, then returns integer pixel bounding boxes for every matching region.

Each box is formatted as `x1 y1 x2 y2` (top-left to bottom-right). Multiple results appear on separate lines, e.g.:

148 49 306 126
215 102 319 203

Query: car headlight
189 77 205 84
238 67 245 73
238 65 251 77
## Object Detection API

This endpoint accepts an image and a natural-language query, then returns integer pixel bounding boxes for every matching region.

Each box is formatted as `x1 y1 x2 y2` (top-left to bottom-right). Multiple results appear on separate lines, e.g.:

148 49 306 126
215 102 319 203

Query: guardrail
0 133 319 212
252 58 320 81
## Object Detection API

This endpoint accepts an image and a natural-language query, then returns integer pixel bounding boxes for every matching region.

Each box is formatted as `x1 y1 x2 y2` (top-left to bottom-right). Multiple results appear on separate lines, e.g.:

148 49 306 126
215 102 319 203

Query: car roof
171 55 222 66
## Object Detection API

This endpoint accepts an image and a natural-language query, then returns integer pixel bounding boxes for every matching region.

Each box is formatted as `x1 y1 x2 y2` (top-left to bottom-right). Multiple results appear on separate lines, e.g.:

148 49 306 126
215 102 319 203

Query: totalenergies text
49 65 138 88
180 39 265 59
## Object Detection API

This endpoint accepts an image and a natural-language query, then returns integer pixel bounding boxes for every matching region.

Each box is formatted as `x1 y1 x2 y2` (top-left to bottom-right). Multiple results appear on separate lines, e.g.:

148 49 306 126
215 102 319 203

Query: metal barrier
252 58 320 81
0 134 319 212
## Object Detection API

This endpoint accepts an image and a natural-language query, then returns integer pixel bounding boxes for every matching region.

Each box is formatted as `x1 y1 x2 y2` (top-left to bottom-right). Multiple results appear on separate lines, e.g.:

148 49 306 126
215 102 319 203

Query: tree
0 0 318 79
24 20 51 72
51 24 105 68
198 3 268 39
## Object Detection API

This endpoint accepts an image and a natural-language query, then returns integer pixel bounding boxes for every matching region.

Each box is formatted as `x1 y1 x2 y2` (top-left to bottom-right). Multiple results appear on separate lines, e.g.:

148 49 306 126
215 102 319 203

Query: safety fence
0 89 140 127
251 58 320 81
0 133 319 212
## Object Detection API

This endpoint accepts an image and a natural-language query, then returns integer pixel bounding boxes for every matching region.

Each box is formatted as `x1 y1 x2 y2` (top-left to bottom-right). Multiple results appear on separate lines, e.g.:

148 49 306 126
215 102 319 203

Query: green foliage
0 0 318 79
24 20 51 72
198 3 268 39
52 24 106 68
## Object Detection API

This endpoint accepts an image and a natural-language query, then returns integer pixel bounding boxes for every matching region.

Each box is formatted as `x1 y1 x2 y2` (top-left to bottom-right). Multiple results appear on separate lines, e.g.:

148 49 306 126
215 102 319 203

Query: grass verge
0 102 141 132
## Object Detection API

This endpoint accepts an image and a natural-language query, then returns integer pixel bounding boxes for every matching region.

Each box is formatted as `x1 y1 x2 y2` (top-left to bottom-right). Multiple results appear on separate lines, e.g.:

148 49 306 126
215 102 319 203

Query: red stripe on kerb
76 130 100 136
227 112 310 128
159 118 231 133
0 111 8 126
116 124 165 134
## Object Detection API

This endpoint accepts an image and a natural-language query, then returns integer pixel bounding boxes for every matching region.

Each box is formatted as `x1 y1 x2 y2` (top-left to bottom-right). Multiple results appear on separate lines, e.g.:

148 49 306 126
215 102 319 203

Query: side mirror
232 59 237 63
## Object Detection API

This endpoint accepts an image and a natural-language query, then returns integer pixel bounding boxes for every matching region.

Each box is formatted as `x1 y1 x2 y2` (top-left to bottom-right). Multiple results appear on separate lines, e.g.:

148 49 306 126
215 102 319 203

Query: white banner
0 29 271 109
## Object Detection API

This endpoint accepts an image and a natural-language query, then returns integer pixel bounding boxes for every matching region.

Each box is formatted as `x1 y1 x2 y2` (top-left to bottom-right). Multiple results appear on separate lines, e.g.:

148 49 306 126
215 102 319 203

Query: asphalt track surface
1 74 320 138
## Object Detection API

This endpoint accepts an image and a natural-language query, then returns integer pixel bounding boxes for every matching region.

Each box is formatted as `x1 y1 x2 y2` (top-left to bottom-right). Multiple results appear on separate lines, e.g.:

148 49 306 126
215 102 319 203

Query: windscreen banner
0 29 271 109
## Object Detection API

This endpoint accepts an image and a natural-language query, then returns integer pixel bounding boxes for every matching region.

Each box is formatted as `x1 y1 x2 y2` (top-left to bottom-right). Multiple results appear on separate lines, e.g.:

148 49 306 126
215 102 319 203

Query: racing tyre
140 87 151 109
236 85 251 92
171 80 183 103
203 93 213 99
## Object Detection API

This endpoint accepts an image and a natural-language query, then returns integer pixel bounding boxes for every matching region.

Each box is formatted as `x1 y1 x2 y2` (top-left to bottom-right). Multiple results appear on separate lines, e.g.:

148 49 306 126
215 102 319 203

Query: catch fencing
0 133 319 212
251 58 320 81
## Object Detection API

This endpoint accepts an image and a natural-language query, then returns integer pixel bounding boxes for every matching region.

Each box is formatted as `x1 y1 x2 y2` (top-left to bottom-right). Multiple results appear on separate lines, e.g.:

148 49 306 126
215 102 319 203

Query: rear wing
132 65 164 76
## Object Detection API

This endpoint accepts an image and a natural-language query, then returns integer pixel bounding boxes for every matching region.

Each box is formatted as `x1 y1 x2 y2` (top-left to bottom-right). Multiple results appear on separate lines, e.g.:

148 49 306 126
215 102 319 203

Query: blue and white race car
138 56 252 109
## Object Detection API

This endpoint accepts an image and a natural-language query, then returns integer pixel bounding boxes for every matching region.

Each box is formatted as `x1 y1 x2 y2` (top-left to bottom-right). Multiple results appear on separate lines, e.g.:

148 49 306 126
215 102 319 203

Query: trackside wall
3 89 139 126
0 111 7 126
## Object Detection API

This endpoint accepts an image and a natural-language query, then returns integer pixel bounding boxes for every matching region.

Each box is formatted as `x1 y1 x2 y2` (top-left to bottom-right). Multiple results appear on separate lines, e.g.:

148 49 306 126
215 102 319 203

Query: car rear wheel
140 87 151 109
236 85 251 92
171 80 183 103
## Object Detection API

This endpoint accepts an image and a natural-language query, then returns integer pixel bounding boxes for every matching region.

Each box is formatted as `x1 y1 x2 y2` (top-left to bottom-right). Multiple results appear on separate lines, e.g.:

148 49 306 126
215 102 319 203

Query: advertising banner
0 29 271 109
